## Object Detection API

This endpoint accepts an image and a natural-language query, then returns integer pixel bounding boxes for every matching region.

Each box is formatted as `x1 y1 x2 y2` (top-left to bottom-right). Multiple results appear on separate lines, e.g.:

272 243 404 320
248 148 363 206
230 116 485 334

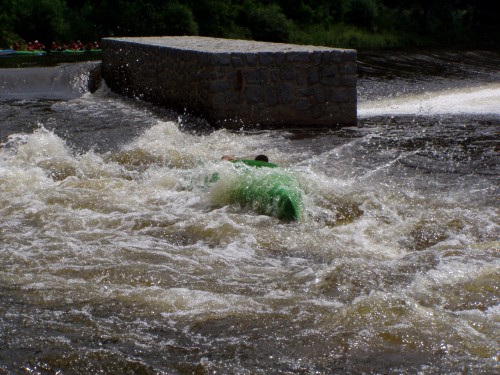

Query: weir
101 36 357 128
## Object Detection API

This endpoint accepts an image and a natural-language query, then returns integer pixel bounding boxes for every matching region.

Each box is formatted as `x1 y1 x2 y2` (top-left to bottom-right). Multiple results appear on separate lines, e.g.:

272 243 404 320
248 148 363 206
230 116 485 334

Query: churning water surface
0 50 498 374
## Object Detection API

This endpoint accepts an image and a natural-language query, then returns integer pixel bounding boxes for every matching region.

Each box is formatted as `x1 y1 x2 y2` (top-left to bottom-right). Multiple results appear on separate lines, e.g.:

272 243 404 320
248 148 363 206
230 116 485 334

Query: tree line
1 0 498 49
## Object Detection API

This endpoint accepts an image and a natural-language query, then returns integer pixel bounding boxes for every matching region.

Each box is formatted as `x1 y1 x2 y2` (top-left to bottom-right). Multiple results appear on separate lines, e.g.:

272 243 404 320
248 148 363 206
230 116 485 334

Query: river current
0 50 498 374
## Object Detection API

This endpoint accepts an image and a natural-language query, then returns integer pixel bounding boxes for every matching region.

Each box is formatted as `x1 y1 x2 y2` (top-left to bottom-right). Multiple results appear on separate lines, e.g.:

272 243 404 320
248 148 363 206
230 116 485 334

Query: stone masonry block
102 36 357 128
273 52 286 66
321 66 338 78
231 55 245 67
244 54 258 66
212 92 226 110
264 86 279 106
244 85 264 104
311 51 322 65
297 87 312 97
340 75 357 87
244 69 268 84
342 50 357 63
307 69 320 84
258 52 274 65
330 88 352 103
280 65 296 80
286 52 311 63
210 80 230 93
296 98 312 111
341 62 357 74
279 83 292 104
270 69 280 82
313 86 326 102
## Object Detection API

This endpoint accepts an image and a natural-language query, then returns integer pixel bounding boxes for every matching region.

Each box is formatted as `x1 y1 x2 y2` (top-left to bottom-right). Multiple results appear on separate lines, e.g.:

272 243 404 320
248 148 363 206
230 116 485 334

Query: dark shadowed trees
0 0 498 48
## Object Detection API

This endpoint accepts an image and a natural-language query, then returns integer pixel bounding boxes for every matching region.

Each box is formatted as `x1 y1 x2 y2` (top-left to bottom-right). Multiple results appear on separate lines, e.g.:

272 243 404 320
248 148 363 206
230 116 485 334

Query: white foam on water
1 96 498 372
359 83 500 117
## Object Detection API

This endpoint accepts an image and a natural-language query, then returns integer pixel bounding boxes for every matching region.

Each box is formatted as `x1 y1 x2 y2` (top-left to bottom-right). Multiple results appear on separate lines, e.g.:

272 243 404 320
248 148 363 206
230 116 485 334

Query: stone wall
101 36 357 128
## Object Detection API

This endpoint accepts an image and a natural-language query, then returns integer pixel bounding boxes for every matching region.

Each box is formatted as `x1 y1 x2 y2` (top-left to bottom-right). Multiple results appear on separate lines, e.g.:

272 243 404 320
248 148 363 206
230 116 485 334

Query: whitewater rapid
0 52 499 373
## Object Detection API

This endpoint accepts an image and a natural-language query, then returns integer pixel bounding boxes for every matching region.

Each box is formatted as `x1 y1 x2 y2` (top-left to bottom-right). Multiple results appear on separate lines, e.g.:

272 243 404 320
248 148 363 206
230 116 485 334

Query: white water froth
359 83 500 117
1 106 498 371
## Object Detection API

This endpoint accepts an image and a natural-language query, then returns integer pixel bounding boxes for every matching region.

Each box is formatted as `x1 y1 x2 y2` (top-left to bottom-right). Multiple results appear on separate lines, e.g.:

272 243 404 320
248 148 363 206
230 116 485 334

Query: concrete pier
101 36 357 128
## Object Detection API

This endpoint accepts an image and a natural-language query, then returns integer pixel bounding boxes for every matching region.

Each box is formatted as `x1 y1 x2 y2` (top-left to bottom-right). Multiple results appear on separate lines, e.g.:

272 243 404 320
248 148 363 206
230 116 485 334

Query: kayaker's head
255 154 269 162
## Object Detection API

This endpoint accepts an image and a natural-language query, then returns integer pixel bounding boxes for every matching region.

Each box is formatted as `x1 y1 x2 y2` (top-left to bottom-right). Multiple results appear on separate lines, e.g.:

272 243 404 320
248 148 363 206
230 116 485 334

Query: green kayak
14 50 46 56
49 49 102 54
227 159 302 221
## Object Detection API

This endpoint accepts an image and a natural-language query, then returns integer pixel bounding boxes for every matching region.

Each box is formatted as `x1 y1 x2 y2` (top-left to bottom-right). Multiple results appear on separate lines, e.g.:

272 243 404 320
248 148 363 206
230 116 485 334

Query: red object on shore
26 40 45 51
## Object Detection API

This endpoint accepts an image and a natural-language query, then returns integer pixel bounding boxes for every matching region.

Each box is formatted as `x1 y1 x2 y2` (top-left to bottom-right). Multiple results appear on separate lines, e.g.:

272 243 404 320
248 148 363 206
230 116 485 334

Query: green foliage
0 0 499 48
65 1 98 42
185 0 234 37
277 0 315 25
0 0 16 46
243 3 293 42
149 2 199 36
79 0 198 38
1 0 70 46
18 0 70 40
291 23 401 48
344 0 380 29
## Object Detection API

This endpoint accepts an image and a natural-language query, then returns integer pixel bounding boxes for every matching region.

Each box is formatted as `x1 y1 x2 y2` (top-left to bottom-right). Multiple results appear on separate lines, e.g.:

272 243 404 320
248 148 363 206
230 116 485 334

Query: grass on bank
291 23 402 49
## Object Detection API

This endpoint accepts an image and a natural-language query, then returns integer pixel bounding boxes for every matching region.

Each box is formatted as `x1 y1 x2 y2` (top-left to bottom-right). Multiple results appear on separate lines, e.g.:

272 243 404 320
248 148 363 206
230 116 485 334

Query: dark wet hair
254 154 269 162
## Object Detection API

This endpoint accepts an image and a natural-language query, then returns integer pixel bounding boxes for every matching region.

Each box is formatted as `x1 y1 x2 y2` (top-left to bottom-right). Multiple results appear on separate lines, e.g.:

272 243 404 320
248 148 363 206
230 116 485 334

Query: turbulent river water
0 50 498 374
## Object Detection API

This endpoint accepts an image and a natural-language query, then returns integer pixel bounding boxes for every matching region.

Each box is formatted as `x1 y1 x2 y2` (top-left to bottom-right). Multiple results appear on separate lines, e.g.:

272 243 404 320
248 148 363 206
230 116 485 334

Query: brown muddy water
0 50 498 374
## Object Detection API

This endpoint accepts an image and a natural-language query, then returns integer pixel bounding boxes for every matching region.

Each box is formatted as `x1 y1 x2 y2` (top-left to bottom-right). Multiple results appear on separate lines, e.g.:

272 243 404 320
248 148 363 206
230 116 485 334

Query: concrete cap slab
103 36 352 54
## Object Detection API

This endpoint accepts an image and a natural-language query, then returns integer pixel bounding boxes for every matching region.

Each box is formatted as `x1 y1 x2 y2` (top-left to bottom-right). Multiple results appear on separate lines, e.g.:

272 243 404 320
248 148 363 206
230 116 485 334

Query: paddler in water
221 154 269 162
221 154 278 168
